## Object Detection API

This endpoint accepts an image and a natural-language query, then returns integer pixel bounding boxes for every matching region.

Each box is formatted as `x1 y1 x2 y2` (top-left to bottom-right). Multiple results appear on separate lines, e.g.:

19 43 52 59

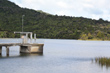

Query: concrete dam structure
0 32 44 56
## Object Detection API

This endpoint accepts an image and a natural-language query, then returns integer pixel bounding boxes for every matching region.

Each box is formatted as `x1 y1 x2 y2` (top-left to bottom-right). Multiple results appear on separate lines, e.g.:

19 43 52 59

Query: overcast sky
9 0 110 21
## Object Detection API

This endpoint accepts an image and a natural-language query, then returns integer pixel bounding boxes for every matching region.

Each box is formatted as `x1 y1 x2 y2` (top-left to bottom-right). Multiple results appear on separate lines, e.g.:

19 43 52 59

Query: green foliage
88 33 93 39
0 31 6 38
0 31 15 38
97 31 104 39
80 33 88 40
0 0 110 40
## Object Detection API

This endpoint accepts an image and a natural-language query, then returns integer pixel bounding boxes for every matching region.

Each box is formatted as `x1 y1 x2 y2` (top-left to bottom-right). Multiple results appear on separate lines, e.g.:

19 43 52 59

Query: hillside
0 0 110 40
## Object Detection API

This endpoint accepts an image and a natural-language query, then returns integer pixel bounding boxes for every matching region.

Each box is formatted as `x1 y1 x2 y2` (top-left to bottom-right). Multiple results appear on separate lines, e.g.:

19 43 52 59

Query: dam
0 32 44 56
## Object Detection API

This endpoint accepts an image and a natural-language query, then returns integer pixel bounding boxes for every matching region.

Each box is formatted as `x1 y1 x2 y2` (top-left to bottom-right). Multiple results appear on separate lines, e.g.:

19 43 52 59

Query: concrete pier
0 43 44 55
0 32 44 56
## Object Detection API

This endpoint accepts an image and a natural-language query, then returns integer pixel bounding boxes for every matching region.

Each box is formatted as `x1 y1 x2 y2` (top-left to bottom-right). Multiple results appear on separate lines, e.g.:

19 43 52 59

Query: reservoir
0 39 110 73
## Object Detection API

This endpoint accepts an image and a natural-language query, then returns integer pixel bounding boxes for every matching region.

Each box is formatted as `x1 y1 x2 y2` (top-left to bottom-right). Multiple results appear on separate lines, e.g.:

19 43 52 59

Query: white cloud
9 0 110 21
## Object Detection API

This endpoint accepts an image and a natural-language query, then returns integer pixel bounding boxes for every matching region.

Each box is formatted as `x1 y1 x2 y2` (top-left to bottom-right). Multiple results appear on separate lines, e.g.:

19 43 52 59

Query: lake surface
0 39 110 73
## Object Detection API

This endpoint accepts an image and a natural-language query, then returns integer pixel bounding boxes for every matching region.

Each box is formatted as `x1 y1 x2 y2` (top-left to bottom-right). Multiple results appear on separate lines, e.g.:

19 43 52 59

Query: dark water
0 39 110 73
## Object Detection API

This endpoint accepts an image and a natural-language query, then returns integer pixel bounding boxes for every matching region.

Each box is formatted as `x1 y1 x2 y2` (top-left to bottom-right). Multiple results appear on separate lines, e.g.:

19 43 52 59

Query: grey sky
9 0 110 21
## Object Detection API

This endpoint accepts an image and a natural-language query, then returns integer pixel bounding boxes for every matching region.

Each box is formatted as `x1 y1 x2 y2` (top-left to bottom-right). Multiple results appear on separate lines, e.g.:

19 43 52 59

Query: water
0 39 110 73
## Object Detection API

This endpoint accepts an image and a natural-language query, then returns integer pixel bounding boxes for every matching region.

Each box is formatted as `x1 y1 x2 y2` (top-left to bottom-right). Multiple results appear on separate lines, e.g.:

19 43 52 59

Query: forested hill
0 0 110 40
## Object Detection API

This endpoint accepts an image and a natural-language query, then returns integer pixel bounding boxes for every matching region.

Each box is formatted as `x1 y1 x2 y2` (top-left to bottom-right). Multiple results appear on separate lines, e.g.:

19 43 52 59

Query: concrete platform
0 43 44 55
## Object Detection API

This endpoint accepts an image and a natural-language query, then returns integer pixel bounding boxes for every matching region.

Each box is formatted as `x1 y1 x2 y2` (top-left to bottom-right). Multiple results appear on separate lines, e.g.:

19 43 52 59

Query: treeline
0 0 110 40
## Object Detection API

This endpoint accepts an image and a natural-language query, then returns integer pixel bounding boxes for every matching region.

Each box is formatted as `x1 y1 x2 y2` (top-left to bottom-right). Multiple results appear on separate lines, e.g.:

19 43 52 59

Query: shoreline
78 39 110 41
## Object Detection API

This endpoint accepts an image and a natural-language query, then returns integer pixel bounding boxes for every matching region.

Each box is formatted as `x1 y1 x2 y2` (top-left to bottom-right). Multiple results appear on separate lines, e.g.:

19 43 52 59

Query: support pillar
6 46 9 56
0 46 2 55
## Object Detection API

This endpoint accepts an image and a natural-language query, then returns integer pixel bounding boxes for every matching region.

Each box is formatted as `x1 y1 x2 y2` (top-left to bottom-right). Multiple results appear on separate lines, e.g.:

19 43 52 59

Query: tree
80 33 88 40
88 33 93 39
97 31 104 39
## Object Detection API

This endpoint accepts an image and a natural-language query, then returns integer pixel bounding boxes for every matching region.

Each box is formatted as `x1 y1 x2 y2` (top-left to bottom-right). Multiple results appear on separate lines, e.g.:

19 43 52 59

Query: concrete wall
20 44 44 53
20 45 31 53
30 45 43 53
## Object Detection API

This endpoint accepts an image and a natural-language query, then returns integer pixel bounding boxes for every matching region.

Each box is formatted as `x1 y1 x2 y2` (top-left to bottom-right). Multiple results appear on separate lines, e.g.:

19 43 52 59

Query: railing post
30 33 33 43
26 33 28 43
30 33 32 39
34 34 36 43
34 34 36 39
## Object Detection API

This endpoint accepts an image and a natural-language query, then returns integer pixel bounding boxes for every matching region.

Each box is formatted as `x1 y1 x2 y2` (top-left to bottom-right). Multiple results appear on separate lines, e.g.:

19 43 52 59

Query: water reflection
0 53 43 58
65 57 92 62
20 53 43 57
